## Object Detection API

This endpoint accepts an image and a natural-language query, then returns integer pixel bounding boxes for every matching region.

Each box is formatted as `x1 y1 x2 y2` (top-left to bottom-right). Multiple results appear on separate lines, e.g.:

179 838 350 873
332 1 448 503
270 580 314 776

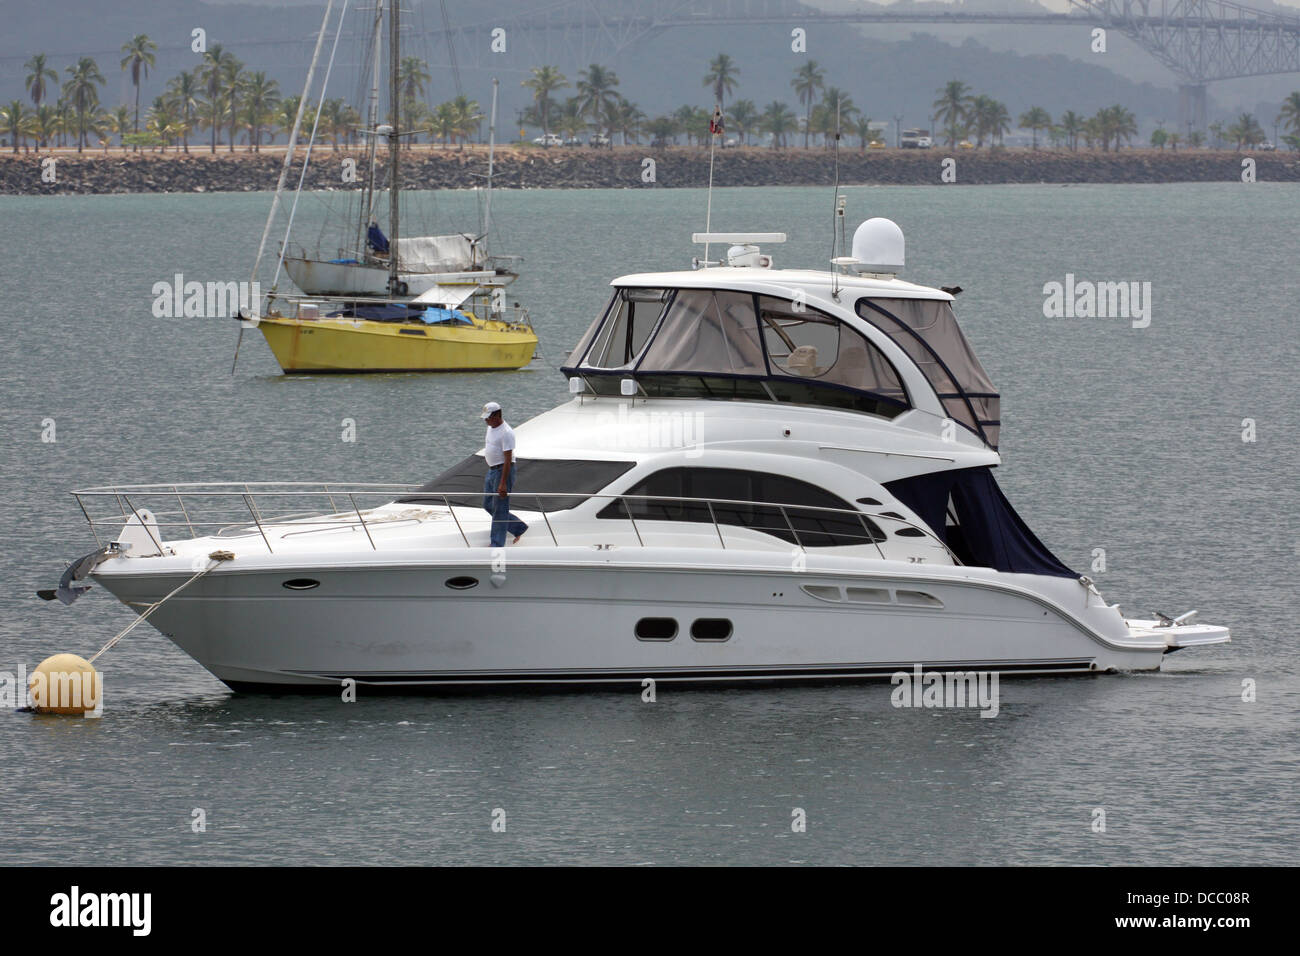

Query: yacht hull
255 315 537 372
91 553 1211 691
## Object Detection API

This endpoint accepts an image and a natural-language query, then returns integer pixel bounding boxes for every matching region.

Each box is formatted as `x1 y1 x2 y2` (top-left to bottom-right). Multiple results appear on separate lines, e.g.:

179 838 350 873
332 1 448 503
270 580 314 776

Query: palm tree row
9 42 1300 155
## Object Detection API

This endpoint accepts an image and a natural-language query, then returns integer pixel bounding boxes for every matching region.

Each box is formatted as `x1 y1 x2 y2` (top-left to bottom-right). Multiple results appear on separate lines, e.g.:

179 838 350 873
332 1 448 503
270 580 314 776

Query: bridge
446 0 1300 132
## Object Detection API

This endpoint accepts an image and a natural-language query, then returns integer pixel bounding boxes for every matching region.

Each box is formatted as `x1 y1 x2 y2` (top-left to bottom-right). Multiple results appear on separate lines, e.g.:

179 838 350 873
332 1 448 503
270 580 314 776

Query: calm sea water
0 183 1296 865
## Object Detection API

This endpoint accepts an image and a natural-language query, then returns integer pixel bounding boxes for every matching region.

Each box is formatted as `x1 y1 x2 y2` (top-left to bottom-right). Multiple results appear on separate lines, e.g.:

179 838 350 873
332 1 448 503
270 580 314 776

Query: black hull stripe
225 660 1096 694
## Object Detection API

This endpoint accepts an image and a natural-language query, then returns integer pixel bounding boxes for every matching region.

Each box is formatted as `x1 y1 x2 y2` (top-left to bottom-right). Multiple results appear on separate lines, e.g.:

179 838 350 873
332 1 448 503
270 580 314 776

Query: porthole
444 576 479 590
894 527 927 537
896 590 943 608
635 617 677 641
845 587 890 604
691 618 733 642
856 497 882 506
282 578 320 590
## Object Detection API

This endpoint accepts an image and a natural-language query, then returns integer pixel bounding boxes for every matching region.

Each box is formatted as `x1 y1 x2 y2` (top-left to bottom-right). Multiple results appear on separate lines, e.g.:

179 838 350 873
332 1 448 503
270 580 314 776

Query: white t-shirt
484 422 516 467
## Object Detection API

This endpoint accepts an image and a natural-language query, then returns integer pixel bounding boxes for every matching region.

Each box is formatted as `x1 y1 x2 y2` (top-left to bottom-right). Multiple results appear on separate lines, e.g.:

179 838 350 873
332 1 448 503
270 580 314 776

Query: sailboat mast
484 76 497 248
387 0 400 292
359 0 383 255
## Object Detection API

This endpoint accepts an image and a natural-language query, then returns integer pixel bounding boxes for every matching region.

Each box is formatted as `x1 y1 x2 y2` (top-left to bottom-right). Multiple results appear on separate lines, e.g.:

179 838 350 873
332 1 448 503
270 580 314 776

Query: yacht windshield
855 298 1001 448
572 287 670 369
564 288 910 420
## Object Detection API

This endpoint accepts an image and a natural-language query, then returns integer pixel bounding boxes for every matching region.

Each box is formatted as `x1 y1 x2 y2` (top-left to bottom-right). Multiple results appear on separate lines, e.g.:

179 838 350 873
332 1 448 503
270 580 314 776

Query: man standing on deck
481 401 528 547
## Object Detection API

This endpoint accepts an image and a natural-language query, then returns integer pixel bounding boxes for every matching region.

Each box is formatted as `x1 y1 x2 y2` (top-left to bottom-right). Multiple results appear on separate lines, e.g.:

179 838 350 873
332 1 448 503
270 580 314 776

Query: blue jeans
483 465 528 547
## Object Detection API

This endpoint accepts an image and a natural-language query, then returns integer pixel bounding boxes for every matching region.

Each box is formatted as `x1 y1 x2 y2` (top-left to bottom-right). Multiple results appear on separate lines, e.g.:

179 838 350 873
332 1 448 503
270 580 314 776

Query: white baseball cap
480 401 502 420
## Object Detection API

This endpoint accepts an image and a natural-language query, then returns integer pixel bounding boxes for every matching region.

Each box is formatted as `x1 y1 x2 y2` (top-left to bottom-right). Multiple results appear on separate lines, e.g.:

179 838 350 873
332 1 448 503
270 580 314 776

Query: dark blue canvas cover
885 467 1076 577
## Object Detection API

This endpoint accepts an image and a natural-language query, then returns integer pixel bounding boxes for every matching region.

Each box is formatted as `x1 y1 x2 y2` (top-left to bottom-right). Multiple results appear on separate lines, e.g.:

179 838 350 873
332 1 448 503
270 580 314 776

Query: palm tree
609 96 644 145
818 87 857 145
1275 91 1300 137
646 116 679 147
1059 110 1084 151
968 95 995 147
146 95 177 151
1110 105 1137 150
703 53 740 111
398 55 430 103
522 66 568 140
933 80 973 147
33 104 58 149
556 98 587 142
166 70 201 153
240 71 279 152
85 106 112 151
1167 131 1181 152
790 60 825 148
989 100 1012 146
222 55 245 151
275 95 302 145
62 57 105 152
1 100 32 153
760 100 797 148
120 34 157 148
1018 106 1052 149
448 95 483 146
729 99 757 145
575 64 620 137
198 44 235 152
109 104 132 149
1228 112 1265 149
854 115 880 149
24 54 58 110
53 98 72 147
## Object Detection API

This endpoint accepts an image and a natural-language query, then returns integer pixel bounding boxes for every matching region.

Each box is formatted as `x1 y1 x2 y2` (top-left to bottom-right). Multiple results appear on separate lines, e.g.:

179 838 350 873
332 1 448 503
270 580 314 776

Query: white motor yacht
63 220 1229 691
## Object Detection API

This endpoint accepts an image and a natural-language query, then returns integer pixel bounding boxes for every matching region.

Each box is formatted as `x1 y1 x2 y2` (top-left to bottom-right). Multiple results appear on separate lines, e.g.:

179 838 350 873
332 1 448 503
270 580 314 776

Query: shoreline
2 146 1297 194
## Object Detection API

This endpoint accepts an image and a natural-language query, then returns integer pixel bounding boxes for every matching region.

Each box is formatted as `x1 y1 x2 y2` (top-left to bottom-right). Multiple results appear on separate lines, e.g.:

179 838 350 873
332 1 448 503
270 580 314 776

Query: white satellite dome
849 218 905 274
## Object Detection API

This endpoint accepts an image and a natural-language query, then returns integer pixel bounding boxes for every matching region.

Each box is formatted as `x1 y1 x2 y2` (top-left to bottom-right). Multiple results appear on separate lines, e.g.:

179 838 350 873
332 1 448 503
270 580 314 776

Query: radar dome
850 218 904 274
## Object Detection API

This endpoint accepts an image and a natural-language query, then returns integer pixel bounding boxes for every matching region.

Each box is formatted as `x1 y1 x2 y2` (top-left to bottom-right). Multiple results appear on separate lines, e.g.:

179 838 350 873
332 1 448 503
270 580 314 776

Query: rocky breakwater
1 146 1297 195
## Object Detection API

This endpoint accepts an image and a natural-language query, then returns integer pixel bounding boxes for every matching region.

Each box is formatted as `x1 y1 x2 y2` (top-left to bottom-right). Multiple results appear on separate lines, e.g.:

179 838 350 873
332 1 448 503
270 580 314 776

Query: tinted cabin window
597 467 883 547
399 455 635 511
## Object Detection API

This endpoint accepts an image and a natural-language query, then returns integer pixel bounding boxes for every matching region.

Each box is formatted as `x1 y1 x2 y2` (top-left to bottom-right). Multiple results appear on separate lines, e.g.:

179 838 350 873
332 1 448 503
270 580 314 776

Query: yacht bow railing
69 483 962 565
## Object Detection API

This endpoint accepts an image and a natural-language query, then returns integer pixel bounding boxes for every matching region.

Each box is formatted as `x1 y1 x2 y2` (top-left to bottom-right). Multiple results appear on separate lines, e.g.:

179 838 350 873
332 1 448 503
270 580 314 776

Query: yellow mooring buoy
29 653 102 715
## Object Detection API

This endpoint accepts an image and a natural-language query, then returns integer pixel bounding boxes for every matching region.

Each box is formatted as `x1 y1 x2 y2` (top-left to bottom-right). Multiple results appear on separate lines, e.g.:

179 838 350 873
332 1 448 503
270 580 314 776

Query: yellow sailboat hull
256 315 538 373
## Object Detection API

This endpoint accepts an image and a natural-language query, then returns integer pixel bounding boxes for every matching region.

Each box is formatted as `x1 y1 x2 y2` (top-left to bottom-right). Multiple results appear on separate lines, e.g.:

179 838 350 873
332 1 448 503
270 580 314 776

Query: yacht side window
581 288 670 369
597 467 884 547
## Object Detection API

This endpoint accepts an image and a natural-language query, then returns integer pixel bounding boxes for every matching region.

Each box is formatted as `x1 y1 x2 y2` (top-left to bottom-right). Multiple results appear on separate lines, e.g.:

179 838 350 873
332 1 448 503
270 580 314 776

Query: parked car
588 133 611 148
867 140 886 149
900 128 933 149
723 137 739 148
531 133 563 147
1257 141 1276 151
959 140 975 149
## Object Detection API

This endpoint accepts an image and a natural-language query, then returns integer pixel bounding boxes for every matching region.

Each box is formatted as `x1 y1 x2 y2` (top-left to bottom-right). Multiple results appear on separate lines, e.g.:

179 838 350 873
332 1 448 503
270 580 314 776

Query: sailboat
243 0 537 374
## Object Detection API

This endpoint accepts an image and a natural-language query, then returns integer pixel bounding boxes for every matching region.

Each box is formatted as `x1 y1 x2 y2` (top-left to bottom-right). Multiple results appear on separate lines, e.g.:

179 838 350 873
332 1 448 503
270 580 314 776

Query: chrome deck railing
69 483 962 564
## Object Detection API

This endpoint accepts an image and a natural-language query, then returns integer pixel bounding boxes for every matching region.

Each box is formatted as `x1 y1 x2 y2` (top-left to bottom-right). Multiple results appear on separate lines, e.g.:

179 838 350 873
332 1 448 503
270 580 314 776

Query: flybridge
564 218 1002 449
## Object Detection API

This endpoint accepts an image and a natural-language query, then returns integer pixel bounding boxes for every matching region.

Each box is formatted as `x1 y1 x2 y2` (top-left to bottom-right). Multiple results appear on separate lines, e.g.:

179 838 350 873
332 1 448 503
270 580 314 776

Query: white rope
87 552 234 664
